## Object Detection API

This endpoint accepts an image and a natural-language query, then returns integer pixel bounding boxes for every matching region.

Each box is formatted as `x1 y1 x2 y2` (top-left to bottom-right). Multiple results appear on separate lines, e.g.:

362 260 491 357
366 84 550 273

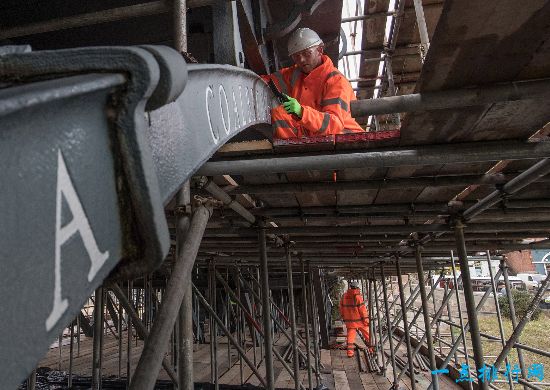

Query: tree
498 289 541 321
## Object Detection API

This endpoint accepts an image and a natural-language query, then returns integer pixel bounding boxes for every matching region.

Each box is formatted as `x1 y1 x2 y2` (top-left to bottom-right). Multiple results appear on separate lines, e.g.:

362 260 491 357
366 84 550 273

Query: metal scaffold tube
235 271 316 370
109 283 178 384
430 271 442 357
27 369 37 390
394 269 460 382
259 221 275 390
427 265 504 390
351 78 550 116
174 0 187 54
69 319 75 387
412 0 430 59
367 280 375 352
414 247 439 390
130 203 212 390
384 56 401 127
381 265 399 388
301 257 313 390
92 287 104 390
208 261 218 389
226 173 522 195
493 272 550 370
443 281 457 367
198 140 550 177
0 0 212 40
384 276 441 356
114 296 122 378
256 267 263 372
388 279 417 334
463 158 550 220
500 258 528 383
485 251 515 390
233 202 550 220
192 284 268 388
236 267 244 385
285 245 301 390
395 260 416 390
373 280 386 373
183 307 193 377
454 221 489 390
308 263 322 388
225 269 231 381
127 282 133 385
203 221 550 238
214 270 307 390
450 251 473 390
201 177 256 224
173 5 193 386
176 183 194 390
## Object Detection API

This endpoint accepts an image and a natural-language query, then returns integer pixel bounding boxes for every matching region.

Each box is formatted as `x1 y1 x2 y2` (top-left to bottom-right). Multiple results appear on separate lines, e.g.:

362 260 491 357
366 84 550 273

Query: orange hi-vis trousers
346 326 370 357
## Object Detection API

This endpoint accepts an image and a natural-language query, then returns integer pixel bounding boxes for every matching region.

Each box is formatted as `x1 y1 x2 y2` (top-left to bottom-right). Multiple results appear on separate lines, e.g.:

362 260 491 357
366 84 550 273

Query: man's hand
283 95 303 117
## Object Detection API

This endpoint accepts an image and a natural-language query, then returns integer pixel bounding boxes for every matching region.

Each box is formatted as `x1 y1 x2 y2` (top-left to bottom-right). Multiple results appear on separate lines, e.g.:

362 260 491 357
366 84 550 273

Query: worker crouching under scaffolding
339 281 370 357
261 28 364 139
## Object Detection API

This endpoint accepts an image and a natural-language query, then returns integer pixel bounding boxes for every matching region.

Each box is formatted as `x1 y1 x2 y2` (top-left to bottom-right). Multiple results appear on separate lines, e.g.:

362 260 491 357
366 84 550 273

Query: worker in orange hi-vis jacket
339 281 370 357
261 28 364 139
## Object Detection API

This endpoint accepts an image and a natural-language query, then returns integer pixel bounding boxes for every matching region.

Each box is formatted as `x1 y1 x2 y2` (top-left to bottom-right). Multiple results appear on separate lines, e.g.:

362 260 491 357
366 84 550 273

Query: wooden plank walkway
38 328 463 390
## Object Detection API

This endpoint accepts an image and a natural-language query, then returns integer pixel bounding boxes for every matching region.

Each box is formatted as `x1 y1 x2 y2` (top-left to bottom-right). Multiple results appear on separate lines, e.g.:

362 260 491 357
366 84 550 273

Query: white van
516 273 540 291
531 274 550 290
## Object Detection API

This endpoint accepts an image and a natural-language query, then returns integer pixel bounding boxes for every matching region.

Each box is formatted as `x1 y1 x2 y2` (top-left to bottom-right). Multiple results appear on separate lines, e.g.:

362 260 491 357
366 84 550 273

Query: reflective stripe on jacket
339 288 369 329
262 55 364 136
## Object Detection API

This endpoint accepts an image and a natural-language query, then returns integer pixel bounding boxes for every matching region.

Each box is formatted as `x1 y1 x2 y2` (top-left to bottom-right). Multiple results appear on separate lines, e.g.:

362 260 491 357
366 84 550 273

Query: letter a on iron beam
46 150 110 331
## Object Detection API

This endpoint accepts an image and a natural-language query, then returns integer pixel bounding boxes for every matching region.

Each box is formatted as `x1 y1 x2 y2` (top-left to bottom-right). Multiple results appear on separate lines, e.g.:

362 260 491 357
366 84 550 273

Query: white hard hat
349 281 360 289
287 28 323 56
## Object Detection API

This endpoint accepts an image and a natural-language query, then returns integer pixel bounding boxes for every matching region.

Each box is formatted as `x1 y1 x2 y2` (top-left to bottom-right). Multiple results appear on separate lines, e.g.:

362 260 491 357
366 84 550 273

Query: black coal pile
18 369 269 389
16 368 151 389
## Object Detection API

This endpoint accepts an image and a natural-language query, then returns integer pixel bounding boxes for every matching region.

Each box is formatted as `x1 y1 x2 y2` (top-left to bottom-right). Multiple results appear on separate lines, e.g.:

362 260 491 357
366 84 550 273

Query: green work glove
283 95 303 118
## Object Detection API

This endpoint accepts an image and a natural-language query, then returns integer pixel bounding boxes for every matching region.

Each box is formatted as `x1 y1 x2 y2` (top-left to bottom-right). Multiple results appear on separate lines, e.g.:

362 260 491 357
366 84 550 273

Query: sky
338 0 397 126
338 0 397 90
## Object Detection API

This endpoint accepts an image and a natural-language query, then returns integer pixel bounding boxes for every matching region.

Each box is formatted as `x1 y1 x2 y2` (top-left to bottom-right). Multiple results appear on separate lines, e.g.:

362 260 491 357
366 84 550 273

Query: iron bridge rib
148 63 277 203
0 45 275 389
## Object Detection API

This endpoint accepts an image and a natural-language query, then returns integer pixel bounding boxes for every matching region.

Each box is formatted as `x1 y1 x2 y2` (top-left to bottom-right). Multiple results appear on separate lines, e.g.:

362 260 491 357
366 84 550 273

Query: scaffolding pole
130 203 212 390
91 288 104 390
381 265 398 388
500 258 528 382
259 221 275 390
285 245 301 390
454 221 488 390
395 260 416 389
414 246 439 390
301 257 313 390
192 284 268 388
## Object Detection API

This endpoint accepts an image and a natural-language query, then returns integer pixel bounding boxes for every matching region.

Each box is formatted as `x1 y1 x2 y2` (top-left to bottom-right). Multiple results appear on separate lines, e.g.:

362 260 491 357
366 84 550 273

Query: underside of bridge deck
1 1 550 389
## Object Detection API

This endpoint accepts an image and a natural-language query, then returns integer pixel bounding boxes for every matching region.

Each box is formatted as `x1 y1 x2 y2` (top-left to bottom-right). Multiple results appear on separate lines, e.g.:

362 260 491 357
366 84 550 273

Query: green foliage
329 278 346 321
498 289 541 321
450 324 461 338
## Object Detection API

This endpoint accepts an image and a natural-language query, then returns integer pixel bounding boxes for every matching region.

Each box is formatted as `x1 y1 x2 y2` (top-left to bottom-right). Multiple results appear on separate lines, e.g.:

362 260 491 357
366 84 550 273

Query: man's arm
299 74 358 136
260 70 291 96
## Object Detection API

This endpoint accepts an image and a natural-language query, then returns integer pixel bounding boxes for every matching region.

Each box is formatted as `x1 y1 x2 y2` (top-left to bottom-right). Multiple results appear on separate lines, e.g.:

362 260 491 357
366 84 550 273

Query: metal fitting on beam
199 176 256 224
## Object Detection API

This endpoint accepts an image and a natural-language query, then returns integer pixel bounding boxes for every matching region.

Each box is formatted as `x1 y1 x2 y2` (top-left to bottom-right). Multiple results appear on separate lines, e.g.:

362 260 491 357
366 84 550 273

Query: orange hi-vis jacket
339 288 369 329
262 55 364 137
